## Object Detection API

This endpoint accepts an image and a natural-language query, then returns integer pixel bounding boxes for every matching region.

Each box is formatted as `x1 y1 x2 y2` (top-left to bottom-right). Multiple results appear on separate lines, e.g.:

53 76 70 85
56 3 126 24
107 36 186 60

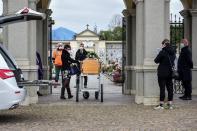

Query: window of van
0 48 16 70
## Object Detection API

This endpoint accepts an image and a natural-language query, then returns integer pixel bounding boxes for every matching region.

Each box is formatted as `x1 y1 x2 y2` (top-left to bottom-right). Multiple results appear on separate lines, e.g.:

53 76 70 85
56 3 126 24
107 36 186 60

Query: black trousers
61 71 72 97
84 76 88 86
158 77 173 101
182 80 192 97
77 74 87 86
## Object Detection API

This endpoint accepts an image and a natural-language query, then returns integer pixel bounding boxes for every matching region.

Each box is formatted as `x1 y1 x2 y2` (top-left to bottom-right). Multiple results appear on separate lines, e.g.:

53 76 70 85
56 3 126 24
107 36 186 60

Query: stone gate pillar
36 9 51 95
134 0 170 105
180 0 197 95
134 0 145 104
180 10 192 44
122 9 136 95
190 9 197 94
2 0 40 105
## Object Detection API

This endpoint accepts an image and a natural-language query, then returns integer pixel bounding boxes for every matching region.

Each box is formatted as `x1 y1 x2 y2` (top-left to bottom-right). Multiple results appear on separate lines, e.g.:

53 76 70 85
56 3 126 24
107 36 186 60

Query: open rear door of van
0 8 59 87
0 7 46 26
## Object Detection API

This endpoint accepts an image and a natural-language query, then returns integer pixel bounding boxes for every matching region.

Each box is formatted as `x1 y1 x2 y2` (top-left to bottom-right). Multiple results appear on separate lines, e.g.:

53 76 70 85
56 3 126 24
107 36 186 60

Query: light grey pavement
39 74 132 105
0 75 197 130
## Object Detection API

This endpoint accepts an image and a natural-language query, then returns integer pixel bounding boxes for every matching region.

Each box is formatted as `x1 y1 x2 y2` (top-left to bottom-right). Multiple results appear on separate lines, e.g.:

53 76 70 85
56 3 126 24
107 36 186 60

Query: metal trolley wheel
100 84 103 102
83 91 90 99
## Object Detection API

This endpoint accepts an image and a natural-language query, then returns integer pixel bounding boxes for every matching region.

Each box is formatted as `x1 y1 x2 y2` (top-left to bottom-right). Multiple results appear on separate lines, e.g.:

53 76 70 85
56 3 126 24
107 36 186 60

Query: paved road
40 74 131 105
0 75 197 130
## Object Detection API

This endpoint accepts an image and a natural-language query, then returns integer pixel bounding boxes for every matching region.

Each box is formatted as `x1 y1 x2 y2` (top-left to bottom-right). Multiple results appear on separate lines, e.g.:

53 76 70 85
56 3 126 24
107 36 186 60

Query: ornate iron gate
170 14 184 53
170 14 184 94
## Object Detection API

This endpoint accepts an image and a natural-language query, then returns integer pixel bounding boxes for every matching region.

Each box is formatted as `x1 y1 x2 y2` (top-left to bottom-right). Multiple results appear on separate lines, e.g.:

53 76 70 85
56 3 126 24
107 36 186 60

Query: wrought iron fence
170 14 184 94
170 14 184 53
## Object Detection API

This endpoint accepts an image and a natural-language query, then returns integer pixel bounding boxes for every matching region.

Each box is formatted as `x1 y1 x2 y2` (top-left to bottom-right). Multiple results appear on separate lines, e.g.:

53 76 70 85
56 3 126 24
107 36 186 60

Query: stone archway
123 0 197 105
123 0 171 105
2 0 197 105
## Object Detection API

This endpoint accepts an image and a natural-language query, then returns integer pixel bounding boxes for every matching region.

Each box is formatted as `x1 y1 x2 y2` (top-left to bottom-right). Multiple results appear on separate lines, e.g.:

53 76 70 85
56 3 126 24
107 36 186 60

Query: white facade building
52 28 122 65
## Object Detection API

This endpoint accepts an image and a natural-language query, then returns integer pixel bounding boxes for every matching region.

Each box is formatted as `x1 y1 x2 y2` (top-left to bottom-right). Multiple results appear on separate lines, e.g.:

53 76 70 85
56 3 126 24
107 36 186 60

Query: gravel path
0 75 197 130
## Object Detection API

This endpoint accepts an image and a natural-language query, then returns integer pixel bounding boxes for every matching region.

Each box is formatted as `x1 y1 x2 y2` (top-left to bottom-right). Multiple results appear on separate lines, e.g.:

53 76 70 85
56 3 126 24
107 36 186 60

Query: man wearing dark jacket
178 39 193 100
36 51 43 96
75 43 88 87
154 39 176 109
60 44 79 99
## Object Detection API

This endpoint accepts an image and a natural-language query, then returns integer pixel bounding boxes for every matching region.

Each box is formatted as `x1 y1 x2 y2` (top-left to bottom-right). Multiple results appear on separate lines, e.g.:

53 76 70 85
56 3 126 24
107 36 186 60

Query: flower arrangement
87 51 100 59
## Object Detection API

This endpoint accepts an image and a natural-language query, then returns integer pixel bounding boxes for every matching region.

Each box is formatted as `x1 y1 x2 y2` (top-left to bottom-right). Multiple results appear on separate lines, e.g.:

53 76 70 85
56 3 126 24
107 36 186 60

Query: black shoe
37 91 43 96
68 95 73 99
181 97 192 100
60 96 66 99
179 95 186 99
187 97 192 100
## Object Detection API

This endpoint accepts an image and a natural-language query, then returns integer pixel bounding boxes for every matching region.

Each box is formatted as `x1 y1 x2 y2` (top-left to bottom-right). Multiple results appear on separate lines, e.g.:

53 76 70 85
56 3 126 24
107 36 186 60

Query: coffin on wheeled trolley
76 58 103 102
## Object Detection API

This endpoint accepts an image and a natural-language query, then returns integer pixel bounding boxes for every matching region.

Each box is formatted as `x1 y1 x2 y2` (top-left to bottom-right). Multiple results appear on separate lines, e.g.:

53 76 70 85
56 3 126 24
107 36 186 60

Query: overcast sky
0 0 183 33
49 0 183 33
49 0 125 32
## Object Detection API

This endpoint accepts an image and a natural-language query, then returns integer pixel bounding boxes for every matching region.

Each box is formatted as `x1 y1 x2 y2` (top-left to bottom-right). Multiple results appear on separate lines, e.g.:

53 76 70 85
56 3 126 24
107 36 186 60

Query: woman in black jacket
178 39 193 100
154 39 176 109
60 44 79 99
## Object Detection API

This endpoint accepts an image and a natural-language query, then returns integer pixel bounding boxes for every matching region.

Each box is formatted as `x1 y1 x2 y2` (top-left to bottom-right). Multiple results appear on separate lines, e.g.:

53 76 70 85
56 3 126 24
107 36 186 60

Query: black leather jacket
61 49 78 71
154 46 176 78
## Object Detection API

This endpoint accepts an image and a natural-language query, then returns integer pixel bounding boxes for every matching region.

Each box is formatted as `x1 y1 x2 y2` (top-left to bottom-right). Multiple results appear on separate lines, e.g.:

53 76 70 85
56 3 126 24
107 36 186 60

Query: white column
180 10 192 44
190 9 197 94
36 9 51 95
134 0 144 104
131 10 136 95
122 9 132 95
134 0 170 105
122 8 136 95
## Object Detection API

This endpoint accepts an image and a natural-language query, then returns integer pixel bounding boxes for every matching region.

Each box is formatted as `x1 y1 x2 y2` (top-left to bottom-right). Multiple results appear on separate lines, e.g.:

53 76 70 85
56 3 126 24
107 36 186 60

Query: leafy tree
100 26 122 41
113 26 122 40
99 14 123 41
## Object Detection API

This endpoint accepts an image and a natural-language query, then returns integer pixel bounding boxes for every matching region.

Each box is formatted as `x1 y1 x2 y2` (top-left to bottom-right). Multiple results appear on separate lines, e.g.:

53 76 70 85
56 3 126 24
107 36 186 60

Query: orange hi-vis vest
52 50 62 66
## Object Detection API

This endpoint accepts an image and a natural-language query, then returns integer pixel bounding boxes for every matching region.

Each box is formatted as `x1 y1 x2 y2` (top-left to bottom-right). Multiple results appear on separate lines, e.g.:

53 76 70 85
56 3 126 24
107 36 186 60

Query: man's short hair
64 44 71 49
80 43 84 46
57 43 63 47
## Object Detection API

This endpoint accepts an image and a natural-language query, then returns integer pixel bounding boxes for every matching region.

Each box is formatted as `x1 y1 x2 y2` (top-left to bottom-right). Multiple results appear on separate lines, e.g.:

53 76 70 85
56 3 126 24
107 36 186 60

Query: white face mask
67 50 72 54
80 47 84 50
59 46 63 50
180 43 185 49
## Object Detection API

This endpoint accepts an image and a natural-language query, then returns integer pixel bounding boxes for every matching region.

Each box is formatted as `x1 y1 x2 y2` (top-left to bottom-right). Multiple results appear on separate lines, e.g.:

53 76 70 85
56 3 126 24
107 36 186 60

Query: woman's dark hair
64 44 71 49
162 39 170 46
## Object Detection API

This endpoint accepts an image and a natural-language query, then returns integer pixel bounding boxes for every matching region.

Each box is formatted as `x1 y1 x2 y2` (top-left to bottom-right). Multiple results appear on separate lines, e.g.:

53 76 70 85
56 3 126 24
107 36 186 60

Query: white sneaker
154 105 164 110
167 104 174 110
